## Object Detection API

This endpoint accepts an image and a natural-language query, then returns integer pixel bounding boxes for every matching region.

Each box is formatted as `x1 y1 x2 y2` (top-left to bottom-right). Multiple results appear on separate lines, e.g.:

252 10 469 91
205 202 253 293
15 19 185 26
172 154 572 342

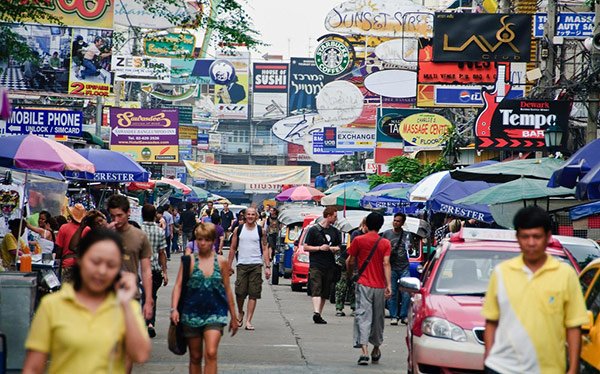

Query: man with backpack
303 206 342 324
228 207 270 331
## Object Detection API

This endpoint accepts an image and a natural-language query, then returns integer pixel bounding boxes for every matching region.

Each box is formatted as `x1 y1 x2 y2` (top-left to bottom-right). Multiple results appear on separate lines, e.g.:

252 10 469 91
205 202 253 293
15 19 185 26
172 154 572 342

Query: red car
290 215 320 292
402 228 580 374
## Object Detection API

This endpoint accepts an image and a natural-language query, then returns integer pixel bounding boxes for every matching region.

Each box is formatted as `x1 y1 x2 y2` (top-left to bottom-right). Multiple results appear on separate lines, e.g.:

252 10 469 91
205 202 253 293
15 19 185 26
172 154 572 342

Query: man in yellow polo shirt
482 206 588 374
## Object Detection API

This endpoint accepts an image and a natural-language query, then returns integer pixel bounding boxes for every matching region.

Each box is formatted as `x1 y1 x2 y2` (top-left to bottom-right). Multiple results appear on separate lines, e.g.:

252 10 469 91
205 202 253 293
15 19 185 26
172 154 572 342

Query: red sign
418 44 500 85
375 147 403 164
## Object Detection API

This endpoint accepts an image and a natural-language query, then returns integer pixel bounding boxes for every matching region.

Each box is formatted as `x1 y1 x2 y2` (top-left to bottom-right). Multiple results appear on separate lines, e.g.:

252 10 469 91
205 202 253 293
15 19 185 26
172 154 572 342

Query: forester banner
253 63 289 119
475 98 570 151
433 13 532 62
184 161 311 185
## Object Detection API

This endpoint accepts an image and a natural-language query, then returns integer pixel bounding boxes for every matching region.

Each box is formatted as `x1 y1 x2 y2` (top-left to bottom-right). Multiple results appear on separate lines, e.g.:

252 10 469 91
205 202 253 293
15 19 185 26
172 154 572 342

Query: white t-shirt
236 224 262 265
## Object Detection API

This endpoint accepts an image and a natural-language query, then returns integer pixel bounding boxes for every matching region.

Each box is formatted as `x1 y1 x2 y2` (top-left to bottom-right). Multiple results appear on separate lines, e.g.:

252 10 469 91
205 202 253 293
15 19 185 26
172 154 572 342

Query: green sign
315 38 352 76
165 105 193 124
144 32 195 58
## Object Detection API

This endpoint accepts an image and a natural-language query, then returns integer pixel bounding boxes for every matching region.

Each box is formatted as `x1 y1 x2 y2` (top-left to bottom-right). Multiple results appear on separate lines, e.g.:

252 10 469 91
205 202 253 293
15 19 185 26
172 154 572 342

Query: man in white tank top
228 207 270 330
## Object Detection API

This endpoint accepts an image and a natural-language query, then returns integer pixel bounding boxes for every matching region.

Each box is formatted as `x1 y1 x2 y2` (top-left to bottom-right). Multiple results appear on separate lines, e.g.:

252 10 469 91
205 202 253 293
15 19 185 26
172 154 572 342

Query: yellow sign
179 125 198 140
110 145 179 163
399 113 451 148
23 0 114 29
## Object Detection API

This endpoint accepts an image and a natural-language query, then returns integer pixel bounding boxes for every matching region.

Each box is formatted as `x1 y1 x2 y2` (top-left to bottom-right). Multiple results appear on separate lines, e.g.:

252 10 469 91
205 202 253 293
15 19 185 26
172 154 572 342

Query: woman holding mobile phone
171 222 238 374
22 229 151 374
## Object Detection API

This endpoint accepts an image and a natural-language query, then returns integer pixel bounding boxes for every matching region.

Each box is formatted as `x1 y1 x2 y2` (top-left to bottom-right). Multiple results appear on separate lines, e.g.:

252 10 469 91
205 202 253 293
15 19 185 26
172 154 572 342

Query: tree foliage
368 156 450 188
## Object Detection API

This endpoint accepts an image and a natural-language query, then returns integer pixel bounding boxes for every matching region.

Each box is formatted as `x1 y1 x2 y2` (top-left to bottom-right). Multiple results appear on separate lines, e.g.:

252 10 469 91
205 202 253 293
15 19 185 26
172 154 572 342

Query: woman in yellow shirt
22 229 151 374
1 218 28 270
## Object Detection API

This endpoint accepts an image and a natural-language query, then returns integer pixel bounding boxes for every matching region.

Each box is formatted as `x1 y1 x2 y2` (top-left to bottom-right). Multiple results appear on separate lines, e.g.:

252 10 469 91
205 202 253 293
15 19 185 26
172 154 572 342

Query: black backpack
235 224 263 258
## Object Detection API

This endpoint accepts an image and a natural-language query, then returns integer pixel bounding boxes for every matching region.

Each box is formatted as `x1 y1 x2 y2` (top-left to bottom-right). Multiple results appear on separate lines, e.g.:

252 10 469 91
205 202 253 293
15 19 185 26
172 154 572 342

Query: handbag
168 255 191 355
351 238 382 283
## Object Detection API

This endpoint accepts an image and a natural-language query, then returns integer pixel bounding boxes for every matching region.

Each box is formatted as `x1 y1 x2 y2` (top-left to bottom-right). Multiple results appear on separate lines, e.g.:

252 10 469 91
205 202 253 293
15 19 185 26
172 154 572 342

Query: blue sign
534 13 594 38
289 58 333 114
435 87 525 106
312 131 355 155
209 59 236 85
197 134 209 146
7 109 83 136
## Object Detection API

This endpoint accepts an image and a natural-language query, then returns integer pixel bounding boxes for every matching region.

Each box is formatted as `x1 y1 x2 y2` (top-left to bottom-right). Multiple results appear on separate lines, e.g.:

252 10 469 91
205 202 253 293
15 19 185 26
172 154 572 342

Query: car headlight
421 317 467 342
298 253 310 263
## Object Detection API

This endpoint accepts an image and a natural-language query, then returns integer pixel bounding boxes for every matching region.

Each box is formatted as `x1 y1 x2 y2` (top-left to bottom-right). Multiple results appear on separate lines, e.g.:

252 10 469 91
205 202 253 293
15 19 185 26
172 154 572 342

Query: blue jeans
388 268 411 319
81 59 98 78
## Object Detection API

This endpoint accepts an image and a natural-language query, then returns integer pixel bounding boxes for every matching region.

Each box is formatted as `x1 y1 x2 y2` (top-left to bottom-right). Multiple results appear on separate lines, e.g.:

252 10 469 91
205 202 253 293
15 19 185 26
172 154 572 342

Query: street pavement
134 250 409 373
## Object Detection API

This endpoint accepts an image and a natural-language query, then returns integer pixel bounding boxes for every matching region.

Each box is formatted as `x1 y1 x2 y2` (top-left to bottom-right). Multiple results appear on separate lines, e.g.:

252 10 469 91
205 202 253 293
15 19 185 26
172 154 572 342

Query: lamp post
544 124 564 154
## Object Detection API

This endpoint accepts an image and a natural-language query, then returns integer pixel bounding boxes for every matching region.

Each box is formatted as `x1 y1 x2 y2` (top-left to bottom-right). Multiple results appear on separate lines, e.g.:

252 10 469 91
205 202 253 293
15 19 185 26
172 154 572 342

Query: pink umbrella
0 134 95 173
275 186 325 202
154 178 192 195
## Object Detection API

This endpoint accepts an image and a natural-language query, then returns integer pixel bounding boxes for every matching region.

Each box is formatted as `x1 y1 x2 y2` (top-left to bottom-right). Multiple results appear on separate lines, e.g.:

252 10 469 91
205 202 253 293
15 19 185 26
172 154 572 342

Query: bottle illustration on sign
474 64 510 138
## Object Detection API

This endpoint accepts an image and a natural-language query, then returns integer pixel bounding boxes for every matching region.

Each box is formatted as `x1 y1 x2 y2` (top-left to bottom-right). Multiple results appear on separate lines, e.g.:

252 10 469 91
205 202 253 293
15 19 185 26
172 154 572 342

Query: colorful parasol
275 186 325 202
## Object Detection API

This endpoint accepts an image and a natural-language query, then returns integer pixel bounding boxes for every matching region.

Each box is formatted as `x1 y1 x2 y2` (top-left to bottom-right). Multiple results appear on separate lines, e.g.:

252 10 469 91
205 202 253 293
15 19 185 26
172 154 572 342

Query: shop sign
112 55 172 83
21 0 114 29
313 127 375 154
109 108 179 163
433 13 532 62
165 105 193 124
6 109 82 136
245 183 282 193
324 0 433 38
534 13 594 38
179 125 198 143
475 97 570 151
289 58 332 114
253 63 289 119
314 37 353 76
399 113 451 148
416 84 525 108
377 107 422 144
143 32 195 58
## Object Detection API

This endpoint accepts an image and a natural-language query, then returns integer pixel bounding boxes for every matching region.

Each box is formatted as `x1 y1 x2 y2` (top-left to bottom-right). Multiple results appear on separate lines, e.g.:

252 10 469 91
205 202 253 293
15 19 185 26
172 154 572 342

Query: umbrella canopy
275 186 325 202
455 177 574 205
450 157 563 183
575 163 600 200
154 178 192 195
410 171 495 223
320 186 366 208
0 134 94 173
548 139 600 188
185 185 212 202
207 193 231 204
324 180 370 195
360 182 415 213
64 148 150 182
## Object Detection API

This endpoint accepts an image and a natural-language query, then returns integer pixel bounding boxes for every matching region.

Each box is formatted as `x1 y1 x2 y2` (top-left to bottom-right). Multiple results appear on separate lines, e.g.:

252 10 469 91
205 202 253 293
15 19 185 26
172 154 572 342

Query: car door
581 265 600 372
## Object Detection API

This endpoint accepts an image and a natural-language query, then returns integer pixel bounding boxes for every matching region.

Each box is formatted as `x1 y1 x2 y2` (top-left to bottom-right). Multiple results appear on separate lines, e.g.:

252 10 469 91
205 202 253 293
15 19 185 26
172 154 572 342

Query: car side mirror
582 310 595 332
400 277 421 294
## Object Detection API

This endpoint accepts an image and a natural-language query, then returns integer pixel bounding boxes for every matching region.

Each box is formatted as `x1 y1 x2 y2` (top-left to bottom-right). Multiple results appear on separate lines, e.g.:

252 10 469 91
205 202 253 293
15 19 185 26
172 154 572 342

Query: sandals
245 323 255 331
237 312 245 327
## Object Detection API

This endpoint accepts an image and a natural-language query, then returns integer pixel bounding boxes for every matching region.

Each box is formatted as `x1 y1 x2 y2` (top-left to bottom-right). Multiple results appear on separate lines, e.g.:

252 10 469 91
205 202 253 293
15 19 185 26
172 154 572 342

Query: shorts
182 323 224 338
309 267 334 298
235 264 263 299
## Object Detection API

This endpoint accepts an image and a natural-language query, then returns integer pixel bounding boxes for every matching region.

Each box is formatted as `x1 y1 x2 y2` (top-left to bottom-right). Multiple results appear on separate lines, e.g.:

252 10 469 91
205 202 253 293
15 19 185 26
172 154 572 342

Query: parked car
579 258 600 373
290 215 321 292
401 228 581 374
554 235 600 270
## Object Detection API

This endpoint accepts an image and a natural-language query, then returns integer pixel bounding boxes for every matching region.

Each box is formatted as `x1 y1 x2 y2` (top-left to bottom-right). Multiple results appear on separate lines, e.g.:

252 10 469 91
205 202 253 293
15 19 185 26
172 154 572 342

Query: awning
81 131 106 148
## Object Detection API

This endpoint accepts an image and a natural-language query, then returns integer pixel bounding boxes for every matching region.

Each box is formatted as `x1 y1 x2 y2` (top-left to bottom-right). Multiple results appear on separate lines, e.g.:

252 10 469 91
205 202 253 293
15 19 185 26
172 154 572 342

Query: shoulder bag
168 255 191 355
351 238 382 283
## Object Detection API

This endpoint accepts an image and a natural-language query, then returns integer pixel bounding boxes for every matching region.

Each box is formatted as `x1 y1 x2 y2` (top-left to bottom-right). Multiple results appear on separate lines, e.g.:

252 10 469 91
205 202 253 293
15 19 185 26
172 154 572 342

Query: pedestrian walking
264 207 281 261
211 213 225 255
171 222 238 374
314 172 328 192
55 204 90 282
380 212 411 325
22 229 151 374
181 203 198 249
162 204 174 260
140 204 168 338
220 202 234 233
303 206 342 324
227 207 270 330
335 219 365 317
346 212 392 365
172 206 181 253
482 206 588 374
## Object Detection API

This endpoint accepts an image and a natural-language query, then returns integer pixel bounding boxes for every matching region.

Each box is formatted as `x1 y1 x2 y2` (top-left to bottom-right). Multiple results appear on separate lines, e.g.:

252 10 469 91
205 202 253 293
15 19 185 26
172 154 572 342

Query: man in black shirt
380 212 411 325
303 206 342 324
220 202 234 232
180 203 198 247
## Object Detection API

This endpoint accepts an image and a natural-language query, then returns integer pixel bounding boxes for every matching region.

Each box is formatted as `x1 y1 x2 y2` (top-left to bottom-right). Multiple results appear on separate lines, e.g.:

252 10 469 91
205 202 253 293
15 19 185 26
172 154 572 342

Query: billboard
211 56 250 120
289 57 332 114
475 97 570 151
377 107 422 144
1 24 112 96
433 13 532 62
5 109 82 136
313 127 375 154
21 0 114 29
252 63 289 119
534 13 594 38
109 108 179 163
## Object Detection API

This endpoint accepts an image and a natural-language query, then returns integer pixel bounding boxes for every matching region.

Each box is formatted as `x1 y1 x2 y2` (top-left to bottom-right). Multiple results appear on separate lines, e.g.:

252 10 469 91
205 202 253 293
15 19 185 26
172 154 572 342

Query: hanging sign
6 109 83 136
143 32 196 58
314 36 354 76
534 13 594 38
399 113 451 148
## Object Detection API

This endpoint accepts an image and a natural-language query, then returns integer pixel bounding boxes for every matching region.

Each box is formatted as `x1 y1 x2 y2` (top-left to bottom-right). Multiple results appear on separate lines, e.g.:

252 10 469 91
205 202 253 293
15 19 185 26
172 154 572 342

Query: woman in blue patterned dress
170 222 238 374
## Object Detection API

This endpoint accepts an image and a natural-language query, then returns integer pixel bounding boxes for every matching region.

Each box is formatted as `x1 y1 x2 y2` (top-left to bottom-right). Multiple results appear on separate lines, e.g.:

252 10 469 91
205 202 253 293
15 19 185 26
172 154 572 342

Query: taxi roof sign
452 228 517 242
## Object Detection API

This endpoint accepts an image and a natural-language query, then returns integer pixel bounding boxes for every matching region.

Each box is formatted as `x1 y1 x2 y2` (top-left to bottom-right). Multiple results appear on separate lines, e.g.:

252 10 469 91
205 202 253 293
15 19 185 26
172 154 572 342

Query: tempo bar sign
6 109 83 136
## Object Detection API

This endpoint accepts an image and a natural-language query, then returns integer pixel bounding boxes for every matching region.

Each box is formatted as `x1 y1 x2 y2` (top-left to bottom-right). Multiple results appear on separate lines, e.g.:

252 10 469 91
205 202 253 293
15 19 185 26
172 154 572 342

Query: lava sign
6 109 83 136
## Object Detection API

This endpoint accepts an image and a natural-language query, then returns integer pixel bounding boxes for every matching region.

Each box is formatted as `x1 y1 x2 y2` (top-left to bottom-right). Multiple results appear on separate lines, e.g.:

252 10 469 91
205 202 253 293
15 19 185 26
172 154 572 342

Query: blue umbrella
549 139 600 189
324 180 370 195
575 162 600 200
410 171 496 223
360 182 418 214
64 149 150 183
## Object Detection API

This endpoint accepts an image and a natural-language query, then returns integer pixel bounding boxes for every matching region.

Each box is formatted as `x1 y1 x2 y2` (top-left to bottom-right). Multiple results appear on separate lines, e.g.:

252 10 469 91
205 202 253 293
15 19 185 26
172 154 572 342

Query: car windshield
560 243 600 269
432 250 517 295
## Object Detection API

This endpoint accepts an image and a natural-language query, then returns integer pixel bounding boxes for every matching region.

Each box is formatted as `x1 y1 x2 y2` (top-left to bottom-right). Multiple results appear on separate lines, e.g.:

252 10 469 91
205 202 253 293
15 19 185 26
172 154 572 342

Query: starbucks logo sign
315 39 352 76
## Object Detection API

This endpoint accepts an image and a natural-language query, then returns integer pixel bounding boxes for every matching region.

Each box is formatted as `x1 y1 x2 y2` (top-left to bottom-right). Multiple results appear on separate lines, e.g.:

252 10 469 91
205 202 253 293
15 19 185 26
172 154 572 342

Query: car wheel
271 264 279 285
291 283 303 292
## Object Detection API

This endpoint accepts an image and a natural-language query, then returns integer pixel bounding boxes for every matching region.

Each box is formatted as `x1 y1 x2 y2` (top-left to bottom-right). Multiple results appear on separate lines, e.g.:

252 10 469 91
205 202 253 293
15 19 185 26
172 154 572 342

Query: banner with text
185 161 311 185
253 63 289 119
289 57 332 114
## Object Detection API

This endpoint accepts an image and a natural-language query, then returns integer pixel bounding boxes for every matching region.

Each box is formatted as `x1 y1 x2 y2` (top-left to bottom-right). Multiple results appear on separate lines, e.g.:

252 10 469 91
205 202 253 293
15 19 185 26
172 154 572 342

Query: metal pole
95 96 103 139
540 0 557 99
587 2 600 143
